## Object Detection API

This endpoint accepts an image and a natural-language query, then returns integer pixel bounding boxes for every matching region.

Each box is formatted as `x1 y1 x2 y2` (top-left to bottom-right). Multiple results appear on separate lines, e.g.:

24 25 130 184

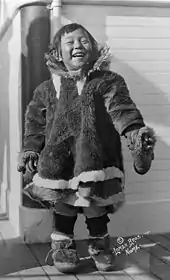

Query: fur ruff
46 45 111 80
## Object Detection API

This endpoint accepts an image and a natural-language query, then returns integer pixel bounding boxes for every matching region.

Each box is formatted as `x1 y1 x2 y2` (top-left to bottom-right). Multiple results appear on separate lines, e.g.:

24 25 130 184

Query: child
18 23 156 273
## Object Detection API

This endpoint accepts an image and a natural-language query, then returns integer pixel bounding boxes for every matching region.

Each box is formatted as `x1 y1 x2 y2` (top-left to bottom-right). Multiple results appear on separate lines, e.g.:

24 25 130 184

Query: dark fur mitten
17 151 39 173
126 126 156 175
17 151 39 185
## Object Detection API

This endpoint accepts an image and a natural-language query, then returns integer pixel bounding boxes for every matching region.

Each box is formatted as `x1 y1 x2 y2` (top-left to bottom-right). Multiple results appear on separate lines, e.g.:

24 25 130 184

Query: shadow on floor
1 234 170 279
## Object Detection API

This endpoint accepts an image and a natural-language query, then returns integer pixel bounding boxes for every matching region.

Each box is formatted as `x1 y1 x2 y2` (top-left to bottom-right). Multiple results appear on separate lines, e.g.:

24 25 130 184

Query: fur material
126 126 156 174
88 234 115 271
20 44 153 213
46 237 80 273
33 166 124 190
46 45 111 80
51 232 72 241
17 151 39 173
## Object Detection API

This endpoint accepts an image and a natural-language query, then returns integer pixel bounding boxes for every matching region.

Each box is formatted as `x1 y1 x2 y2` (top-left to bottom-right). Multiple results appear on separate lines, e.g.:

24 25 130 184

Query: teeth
73 53 84 57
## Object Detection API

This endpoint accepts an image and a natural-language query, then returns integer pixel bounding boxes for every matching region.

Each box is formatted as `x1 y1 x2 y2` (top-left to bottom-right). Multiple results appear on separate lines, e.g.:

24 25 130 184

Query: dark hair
52 23 98 52
45 23 99 70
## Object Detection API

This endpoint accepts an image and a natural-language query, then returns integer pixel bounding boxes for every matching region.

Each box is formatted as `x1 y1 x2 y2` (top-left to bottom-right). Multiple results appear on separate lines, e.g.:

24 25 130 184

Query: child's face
60 28 93 71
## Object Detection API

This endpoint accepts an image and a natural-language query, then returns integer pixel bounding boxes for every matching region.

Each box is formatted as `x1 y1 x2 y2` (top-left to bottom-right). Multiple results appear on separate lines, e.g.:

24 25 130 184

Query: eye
81 38 89 44
66 41 74 45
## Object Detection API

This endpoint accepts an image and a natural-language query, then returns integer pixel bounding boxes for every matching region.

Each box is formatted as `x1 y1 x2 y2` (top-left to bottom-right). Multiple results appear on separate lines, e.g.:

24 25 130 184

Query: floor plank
131 275 160 280
135 236 170 280
77 274 106 280
0 272 21 280
149 264 170 280
112 235 163 279
161 233 170 241
144 235 170 268
103 271 133 280
150 234 170 252
0 221 17 239
118 249 160 279
0 237 48 279
19 267 49 280
2 233 170 279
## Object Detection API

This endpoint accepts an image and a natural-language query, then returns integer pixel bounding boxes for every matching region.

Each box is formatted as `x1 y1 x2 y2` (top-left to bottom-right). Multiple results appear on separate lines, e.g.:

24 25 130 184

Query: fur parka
19 46 156 213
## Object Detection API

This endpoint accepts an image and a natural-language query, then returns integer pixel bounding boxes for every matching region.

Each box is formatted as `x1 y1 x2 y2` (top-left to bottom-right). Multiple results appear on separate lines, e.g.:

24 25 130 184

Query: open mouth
72 52 86 58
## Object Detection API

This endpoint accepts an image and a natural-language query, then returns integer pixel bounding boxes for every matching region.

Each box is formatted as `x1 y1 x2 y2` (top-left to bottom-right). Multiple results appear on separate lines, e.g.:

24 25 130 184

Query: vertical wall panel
20 5 50 207
21 5 50 133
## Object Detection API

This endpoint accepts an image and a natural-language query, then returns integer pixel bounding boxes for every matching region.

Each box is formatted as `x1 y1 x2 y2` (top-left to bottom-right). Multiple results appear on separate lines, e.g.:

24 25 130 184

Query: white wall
0 1 22 235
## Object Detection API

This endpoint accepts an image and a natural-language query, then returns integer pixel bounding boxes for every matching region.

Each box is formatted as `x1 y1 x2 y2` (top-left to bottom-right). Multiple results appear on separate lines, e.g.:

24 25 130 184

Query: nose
74 39 82 49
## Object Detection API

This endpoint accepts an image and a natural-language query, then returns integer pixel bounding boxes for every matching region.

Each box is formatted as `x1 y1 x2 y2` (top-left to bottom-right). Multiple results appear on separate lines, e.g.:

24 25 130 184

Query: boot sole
54 261 82 274
91 256 115 272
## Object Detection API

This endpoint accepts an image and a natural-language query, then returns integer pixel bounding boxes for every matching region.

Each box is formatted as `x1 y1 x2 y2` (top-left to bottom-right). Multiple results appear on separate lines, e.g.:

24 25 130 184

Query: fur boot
88 234 115 271
46 232 81 274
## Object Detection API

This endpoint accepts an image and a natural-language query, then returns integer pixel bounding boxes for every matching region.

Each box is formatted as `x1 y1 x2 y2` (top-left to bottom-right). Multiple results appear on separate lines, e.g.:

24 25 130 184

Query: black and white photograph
0 0 169 279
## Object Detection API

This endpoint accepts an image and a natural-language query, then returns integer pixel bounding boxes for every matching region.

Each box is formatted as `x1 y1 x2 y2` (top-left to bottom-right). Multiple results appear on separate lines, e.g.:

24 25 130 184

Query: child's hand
17 151 39 174
127 126 156 175
141 132 155 154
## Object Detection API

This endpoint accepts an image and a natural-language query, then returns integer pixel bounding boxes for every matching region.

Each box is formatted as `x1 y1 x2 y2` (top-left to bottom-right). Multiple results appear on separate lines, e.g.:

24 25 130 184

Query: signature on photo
112 231 150 256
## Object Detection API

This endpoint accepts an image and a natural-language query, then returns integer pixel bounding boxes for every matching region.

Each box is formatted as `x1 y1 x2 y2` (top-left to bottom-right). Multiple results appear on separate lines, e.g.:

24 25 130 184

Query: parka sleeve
103 73 156 175
23 84 47 153
103 74 145 135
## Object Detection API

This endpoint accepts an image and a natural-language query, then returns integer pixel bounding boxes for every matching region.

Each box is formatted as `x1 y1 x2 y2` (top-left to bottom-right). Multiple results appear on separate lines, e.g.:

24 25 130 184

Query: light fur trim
47 45 111 79
51 232 72 241
77 166 124 182
52 73 60 99
62 191 91 207
88 45 111 75
89 233 109 239
76 77 87 95
33 174 69 189
62 190 125 208
33 166 124 190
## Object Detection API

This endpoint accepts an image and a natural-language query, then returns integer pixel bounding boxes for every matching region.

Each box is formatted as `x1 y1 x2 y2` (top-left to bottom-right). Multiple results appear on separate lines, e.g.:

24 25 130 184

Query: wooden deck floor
1 223 170 279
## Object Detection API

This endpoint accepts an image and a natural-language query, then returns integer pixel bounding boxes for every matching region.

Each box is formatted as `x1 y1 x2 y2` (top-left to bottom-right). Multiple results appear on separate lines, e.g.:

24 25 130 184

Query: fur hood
45 44 112 80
